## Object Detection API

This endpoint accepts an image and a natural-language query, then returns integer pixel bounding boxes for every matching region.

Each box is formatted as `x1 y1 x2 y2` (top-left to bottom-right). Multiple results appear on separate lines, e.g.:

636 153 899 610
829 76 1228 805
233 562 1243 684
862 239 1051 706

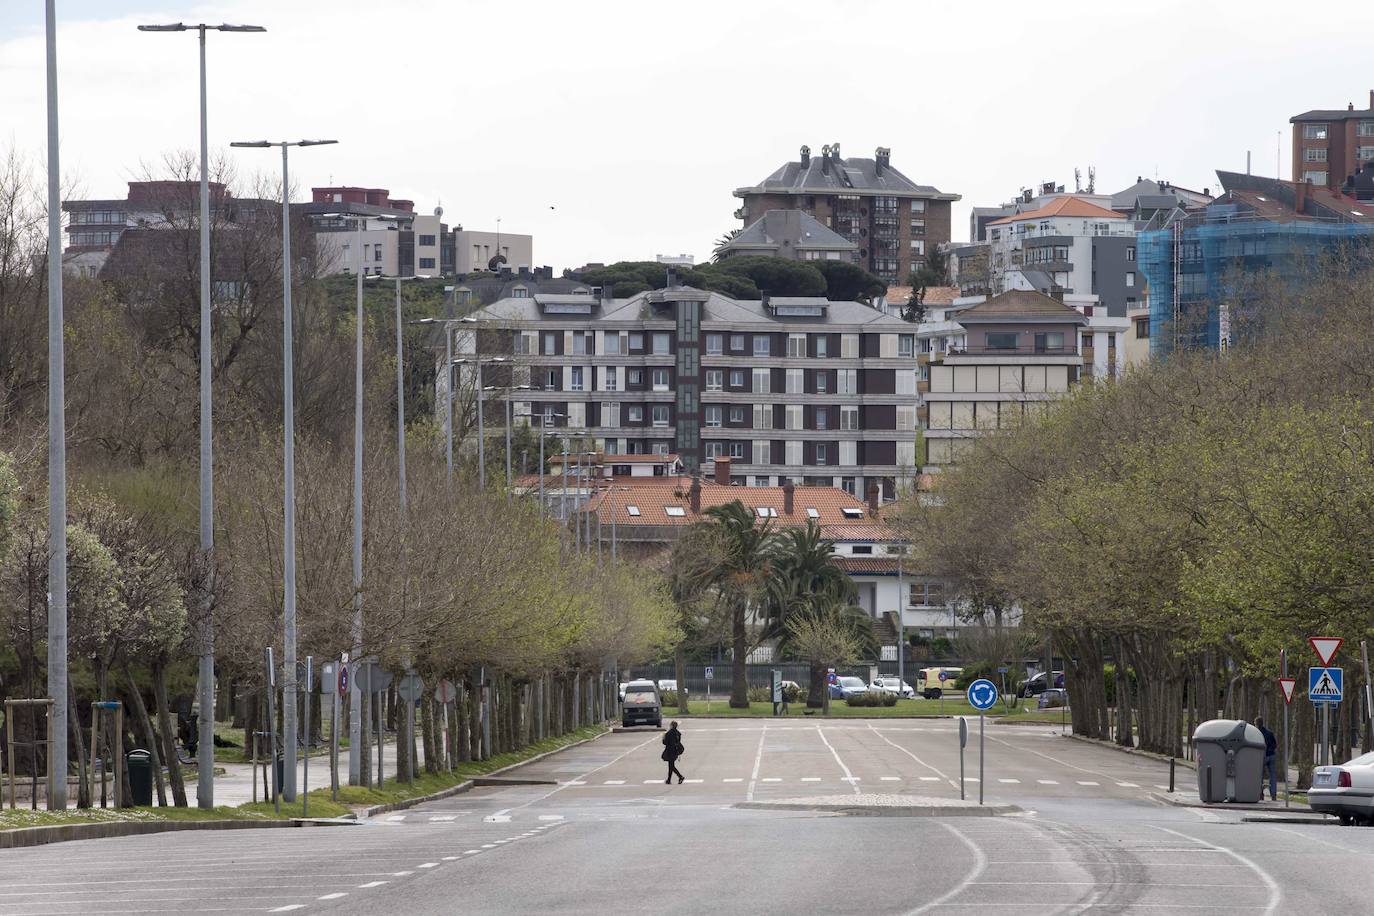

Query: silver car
1309 751 1374 825
868 677 915 699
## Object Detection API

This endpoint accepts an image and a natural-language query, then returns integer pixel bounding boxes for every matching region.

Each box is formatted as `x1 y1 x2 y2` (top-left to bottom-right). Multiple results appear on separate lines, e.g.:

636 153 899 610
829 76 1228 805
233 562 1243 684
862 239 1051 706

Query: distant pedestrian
662 721 685 784
1255 716 1278 800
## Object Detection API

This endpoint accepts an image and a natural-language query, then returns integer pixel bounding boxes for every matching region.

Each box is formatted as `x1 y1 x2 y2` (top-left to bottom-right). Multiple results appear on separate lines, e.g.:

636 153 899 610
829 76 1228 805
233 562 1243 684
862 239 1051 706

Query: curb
734 801 1020 818
1065 733 1199 770
1241 815 1331 825
1147 791 1319 814
358 727 612 819
0 816 303 850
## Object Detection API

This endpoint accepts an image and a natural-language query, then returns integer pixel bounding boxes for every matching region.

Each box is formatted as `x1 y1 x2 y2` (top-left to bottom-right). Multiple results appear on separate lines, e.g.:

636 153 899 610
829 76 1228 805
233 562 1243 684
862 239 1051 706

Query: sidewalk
192 737 423 807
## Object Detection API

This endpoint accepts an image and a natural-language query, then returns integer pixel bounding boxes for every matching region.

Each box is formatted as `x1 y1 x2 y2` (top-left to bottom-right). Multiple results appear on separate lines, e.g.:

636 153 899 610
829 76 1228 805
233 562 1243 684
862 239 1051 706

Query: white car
656 679 678 693
869 677 916 699
1309 751 1374 824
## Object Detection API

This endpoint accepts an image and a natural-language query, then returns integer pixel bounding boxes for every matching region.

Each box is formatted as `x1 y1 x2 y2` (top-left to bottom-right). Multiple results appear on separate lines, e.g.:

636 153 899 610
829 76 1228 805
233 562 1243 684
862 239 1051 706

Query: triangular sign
1310 637 1344 666
1278 677 1296 705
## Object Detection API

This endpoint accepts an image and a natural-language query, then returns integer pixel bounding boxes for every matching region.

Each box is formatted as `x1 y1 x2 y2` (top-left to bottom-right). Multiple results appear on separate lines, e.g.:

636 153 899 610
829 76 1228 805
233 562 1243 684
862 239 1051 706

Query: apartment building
734 145 958 285
920 290 1086 469
303 186 455 277
454 229 533 274
717 209 859 263
62 180 273 277
1290 90 1374 190
458 281 923 499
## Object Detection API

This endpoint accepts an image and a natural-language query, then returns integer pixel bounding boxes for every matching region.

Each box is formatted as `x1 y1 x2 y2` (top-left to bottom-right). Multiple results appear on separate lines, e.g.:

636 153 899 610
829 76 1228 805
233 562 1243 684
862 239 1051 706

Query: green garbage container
126 749 154 806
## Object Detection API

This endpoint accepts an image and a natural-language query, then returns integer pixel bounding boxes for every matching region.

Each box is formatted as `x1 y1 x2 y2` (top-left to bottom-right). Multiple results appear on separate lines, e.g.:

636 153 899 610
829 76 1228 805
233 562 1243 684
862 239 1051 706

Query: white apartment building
454 230 533 274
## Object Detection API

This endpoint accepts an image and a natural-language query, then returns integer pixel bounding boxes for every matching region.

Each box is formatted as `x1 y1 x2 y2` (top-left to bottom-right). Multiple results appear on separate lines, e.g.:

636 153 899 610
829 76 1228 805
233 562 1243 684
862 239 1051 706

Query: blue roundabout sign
967 678 999 711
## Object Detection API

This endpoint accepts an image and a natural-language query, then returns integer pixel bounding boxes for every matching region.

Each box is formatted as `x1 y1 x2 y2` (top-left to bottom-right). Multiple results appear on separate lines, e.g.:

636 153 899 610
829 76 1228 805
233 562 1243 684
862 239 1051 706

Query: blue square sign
1309 666 1343 703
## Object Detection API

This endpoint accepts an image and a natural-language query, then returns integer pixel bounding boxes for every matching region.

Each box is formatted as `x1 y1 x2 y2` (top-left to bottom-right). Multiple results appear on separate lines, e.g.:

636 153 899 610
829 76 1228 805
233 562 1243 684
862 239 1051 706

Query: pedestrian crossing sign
1309 666 1343 703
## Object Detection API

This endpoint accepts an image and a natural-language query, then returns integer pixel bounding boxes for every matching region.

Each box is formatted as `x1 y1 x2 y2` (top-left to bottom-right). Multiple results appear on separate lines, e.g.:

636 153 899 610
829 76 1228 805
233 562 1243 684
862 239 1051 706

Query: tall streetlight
44 0 68 810
412 317 458 484
502 384 531 498
453 356 506 488
230 138 337 802
515 404 563 521
138 17 266 811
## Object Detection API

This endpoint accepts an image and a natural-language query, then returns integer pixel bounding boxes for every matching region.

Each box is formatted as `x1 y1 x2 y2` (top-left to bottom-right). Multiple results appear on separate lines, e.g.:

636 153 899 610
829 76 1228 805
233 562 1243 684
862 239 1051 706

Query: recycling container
126 749 154 806
1193 719 1266 803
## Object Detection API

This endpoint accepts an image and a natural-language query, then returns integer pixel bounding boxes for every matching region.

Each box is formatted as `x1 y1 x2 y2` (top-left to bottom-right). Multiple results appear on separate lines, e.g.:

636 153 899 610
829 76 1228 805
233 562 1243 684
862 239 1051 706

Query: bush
747 686 772 703
783 683 805 704
660 690 679 707
845 690 898 708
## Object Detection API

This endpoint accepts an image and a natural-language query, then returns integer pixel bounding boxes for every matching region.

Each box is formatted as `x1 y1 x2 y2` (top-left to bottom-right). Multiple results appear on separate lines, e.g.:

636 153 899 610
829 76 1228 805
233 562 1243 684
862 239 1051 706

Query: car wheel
1340 814 1354 826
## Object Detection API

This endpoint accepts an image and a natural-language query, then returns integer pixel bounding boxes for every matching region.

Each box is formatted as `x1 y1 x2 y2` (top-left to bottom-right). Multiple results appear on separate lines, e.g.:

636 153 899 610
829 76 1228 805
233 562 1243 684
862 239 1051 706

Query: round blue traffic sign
938 671 948 682
967 678 999 711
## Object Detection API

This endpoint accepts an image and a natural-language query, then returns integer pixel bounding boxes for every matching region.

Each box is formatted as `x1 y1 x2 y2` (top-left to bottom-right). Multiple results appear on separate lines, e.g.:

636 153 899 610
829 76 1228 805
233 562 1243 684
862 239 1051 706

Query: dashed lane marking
684 779 703 783
270 907 307 913
1038 780 1059 785
392 871 415 877
1117 782 1140 788
801 777 821 782
604 780 625 785
357 882 388 889
919 776 940 782
442 856 459 861
538 815 563 820
881 776 901 781
762 777 782 782
723 777 743 783
998 778 1020 784
318 893 348 900
418 863 439 869
385 815 406 822
429 815 457 821
1077 781 1100 786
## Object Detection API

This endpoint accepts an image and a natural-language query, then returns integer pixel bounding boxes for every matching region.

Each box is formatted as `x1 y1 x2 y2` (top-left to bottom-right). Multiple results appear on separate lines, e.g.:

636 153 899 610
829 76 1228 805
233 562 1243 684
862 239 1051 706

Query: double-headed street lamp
515 404 564 521
231 138 337 803
453 355 507 489
137 19 265 810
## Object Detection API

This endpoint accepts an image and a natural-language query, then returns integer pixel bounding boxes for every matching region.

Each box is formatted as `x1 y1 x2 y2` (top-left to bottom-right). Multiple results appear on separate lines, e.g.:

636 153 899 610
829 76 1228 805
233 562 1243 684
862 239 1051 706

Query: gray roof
465 289 910 328
954 289 1087 325
724 210 856 254
1292 109 1374 122
736 149 958 200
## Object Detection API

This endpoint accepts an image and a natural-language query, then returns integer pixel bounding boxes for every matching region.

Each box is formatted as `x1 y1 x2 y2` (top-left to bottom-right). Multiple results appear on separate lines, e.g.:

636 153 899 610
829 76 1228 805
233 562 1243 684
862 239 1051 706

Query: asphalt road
2 718 1366 914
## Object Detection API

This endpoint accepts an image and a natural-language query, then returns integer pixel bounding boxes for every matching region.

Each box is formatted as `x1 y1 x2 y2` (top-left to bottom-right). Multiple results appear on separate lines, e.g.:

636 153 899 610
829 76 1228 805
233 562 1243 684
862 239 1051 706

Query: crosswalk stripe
919 776 940 781
1077 781 1099 786
881 776 901 781
1116 782 1139 788
723 777 743 783
1038 779 1059 785
998 778 1020 784
605 780 625 785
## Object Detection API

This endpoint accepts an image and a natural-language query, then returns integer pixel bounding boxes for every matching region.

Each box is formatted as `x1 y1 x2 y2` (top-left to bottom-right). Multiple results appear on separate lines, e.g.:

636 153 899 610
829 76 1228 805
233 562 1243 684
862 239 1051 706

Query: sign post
264 646 279 815
1279 654 1294 809
398 672 423 786
958 717 968 801
301 656 313 816
1309 666 1344 766
705 667 713 715
771 669 783 717
321 658 340 801
938 670 949 717
967 678 999 806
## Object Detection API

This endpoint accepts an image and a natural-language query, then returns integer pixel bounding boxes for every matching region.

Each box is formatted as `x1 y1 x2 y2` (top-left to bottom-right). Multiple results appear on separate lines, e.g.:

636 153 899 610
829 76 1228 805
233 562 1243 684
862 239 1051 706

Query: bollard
1169 758 1175 793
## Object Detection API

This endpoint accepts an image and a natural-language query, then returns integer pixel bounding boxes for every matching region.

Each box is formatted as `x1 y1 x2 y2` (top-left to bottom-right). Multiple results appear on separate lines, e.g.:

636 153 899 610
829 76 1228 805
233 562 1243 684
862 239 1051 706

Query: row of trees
0 148 678 805
573 256 887 303
898 258 1374 784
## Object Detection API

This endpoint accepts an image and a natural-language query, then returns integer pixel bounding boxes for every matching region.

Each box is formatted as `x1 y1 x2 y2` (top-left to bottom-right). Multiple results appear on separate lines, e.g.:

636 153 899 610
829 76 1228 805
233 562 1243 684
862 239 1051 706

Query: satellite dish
434 205 444 218
488 253 507 271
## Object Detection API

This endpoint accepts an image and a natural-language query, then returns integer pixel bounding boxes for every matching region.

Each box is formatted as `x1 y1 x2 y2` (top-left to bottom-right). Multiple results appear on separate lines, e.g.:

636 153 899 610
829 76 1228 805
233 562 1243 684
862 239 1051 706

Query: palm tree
778 596 878 713
711 229 742 263
764 522 858 706
702 500 775 708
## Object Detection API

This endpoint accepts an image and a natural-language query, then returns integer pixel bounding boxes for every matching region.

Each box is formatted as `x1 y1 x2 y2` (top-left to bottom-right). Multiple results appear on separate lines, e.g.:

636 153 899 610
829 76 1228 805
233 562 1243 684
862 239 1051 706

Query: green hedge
845 690 898 708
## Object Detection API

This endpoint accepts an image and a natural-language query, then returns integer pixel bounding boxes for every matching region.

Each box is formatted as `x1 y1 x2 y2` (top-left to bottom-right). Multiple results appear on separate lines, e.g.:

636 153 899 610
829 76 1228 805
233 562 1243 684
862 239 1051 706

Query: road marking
746 721 768 802
961 777 980 782
1077 781 1100 786
998 778 1020 784
906 822 986 916
463 850 479 854
357 881 388 888
484 808 512 822
881 776 901 781
392 871 415 877
538 815 563 820
318 893 348 900
442 856 459 861
480 844 496 849
515 732 663 810
723 777 743 783
604 780 625 785
429 815 457 821
866 723 958 791
270 907 307 913
801 777 821 782
564 780 587 785
1116 782 1140 788
815 724 861 796
762 777 781 782
643 778 662 783
919 776 940 782
1150 825 1281 915
1038 779 1059 785
684 778 703 783
418 863 439 869
385 815 406 822
1155 784 1172 790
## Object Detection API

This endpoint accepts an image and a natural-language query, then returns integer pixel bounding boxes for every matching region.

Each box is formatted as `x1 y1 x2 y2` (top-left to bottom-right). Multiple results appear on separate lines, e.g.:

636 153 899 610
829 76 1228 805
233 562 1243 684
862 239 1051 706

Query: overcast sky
3 1 1373 272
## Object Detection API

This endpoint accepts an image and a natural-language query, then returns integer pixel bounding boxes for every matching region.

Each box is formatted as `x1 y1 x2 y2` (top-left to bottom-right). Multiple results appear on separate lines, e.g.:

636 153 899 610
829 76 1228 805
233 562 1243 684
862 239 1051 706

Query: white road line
318 893 348 900
1150 825 1281 916
514 732 662 810
867 723 958 790
1155 784 1172 790
684 778 703 783
564 780 587 785
1038 780 1059 785
385 815 406 822
998 778 1020 784
538 815 563 820
463 850 479 855
801 777 821 782
919 776 940 782
392 871 415 877
643 778 661 783
428 815 457 821
417 863 439 869
746 721 768 802
1117 782 1140 788
881 776 901 781
270 907 306 913
982 730 1123 782
483 808 512 823
723 777 743 783
815 724 860 795
357 881 388 888
905 821 987 916
1077 781 1100 786
762 777 782 783
604 779 625 785
480 844 496 849
442 856 459 861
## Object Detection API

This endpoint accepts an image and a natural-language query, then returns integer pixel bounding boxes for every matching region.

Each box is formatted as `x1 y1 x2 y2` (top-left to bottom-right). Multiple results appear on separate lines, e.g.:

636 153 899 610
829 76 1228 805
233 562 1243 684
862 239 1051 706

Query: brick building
733 145 958 286
1290 91 1374 190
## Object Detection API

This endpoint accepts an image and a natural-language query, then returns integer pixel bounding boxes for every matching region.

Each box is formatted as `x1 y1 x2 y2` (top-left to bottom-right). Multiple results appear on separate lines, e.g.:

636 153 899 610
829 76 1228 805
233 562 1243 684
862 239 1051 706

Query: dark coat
661 727 684 762
1258 725 1278 756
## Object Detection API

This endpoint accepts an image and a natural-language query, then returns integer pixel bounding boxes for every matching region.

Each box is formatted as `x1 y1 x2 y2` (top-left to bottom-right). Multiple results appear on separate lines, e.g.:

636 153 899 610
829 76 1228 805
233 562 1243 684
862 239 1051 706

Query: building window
729 406 744 423
753 404 773 429
840 406 859 431
603 334 621 355
1125 271 1135 288
753 335 771 357
785 440 802 465
1303 124 1328 140
706 333 723 355
541 332 557 355
652 369 670 391
731 442 746 459
572 333 588 355
815 408 829 431
604 367 618 391
418 234 436 246
705 406 722 428
652 406 670 427
705 441 723 459
570 367 584 391
786 369 803 394
838 369 857 395
815 336 828 357
816 444 827 466
816 371 827 393
1302 170 1328 185
986 332 1017 350
752 368 770 393
1034 332 1065 352
418 257 436 269
729 369 744 388
840 334 858 359
787 334 806 357
1135 317 1149 339
628 369 643 386
1360 147 1374 161
730 333 745 352
602 402 620 427
785 405 803 430
910 240 925 255
628 406 643 423
706 370 723 391
1126 246 1136 262
1304 148 1328 162
544 368 560 389
897 334 915 358
652 332 670 355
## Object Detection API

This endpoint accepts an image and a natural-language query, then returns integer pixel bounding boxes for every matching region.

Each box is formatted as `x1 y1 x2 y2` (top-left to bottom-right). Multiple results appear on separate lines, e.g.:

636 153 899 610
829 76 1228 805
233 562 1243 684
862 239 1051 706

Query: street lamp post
453 356 505 488
231 138 338 802
503 385 531 499
138 18 265 811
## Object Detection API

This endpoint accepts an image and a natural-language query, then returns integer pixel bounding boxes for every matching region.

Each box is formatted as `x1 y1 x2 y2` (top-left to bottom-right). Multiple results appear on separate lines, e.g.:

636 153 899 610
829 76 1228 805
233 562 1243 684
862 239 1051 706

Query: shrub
783 683 805 704
747 686 772 703
845 690 898 708
660 690 679 706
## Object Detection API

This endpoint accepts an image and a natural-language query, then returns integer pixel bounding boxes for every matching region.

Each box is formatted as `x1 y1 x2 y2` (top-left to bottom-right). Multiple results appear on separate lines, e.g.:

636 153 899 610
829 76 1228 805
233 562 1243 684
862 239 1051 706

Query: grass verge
0 804 270 830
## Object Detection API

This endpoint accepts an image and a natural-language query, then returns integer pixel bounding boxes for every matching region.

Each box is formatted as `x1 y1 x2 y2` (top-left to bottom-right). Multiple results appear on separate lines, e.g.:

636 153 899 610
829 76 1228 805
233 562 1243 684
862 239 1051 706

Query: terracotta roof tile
582 480 891 531
988 196 1125 226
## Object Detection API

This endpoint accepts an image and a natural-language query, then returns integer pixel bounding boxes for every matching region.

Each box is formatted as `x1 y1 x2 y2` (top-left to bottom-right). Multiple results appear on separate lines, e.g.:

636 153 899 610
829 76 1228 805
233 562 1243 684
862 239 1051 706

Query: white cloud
3 0 1374 272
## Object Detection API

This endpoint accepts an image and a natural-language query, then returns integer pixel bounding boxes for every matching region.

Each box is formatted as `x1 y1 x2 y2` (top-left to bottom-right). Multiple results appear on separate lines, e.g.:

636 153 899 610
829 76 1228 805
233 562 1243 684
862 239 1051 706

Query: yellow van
917 667 963 699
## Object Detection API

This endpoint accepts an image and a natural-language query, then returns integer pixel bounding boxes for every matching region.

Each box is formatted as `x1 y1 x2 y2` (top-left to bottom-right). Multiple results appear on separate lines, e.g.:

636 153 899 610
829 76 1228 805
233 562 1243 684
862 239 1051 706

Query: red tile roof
832 557 900 574
988 196 1125 226
886 285 959 306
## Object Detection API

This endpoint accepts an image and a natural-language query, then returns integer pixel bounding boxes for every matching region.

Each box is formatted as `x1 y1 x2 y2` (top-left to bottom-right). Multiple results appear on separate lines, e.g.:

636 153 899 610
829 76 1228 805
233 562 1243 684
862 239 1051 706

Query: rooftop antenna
1087 166 1096 194
1247 151 1252 176
1074 168 1082 192
1276 131 1281 180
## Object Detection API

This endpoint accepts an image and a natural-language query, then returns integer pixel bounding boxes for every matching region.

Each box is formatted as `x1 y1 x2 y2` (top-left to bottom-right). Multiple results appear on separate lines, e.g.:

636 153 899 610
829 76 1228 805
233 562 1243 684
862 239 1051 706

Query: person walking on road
662 721 685 784
1255 716 1278 801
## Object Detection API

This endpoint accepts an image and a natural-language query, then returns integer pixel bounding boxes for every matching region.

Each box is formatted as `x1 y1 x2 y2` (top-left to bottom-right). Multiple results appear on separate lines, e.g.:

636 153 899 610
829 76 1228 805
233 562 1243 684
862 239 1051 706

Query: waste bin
1193 719 1266 803
126 749 154 806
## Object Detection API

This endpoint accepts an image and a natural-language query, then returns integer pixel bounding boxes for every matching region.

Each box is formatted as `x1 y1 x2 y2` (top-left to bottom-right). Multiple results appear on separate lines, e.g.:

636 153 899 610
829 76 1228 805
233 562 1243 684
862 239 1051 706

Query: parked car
1019 671 1065 697
916 667 963 700
827 676 868 700
1037 688 1068 709
869 677 916 699
656 679 678 693
618 682 630 702
620 680 662 728
1309 751 1374 824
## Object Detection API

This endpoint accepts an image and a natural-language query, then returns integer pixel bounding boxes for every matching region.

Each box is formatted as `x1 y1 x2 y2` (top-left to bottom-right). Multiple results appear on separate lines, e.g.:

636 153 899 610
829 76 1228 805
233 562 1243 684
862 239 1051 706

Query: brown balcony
917 379 930 394
916 405 928 421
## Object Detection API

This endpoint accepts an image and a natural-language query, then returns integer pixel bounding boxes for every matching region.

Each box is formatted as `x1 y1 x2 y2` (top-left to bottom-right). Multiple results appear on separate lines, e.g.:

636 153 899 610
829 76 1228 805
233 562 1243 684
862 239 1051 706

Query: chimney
1049 286 1065 303
601 282 615 308
1350 102 1356 111
875 147 890 176
1296 177 1311 213
1369 89 1373 110
866 482 880 516
783 479 795 516
800 145 811 167
761 290 771 312
689 475 701 514
821 144 831 175
713 455 731 486
831 142 841 161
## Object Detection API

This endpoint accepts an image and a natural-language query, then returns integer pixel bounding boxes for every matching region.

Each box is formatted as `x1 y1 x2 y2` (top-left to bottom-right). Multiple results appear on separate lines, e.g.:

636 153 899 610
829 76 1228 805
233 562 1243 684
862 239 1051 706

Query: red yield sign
1310 637 1344 667
1277 677 1296 705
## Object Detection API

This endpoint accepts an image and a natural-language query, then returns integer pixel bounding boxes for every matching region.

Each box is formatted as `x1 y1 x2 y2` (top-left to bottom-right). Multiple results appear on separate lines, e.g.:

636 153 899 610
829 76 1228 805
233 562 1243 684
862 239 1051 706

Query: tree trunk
122 664 166 806
151 661 187 806
730 605 749 708
422 697 437 774
457 684 472 763
807 663 825 709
